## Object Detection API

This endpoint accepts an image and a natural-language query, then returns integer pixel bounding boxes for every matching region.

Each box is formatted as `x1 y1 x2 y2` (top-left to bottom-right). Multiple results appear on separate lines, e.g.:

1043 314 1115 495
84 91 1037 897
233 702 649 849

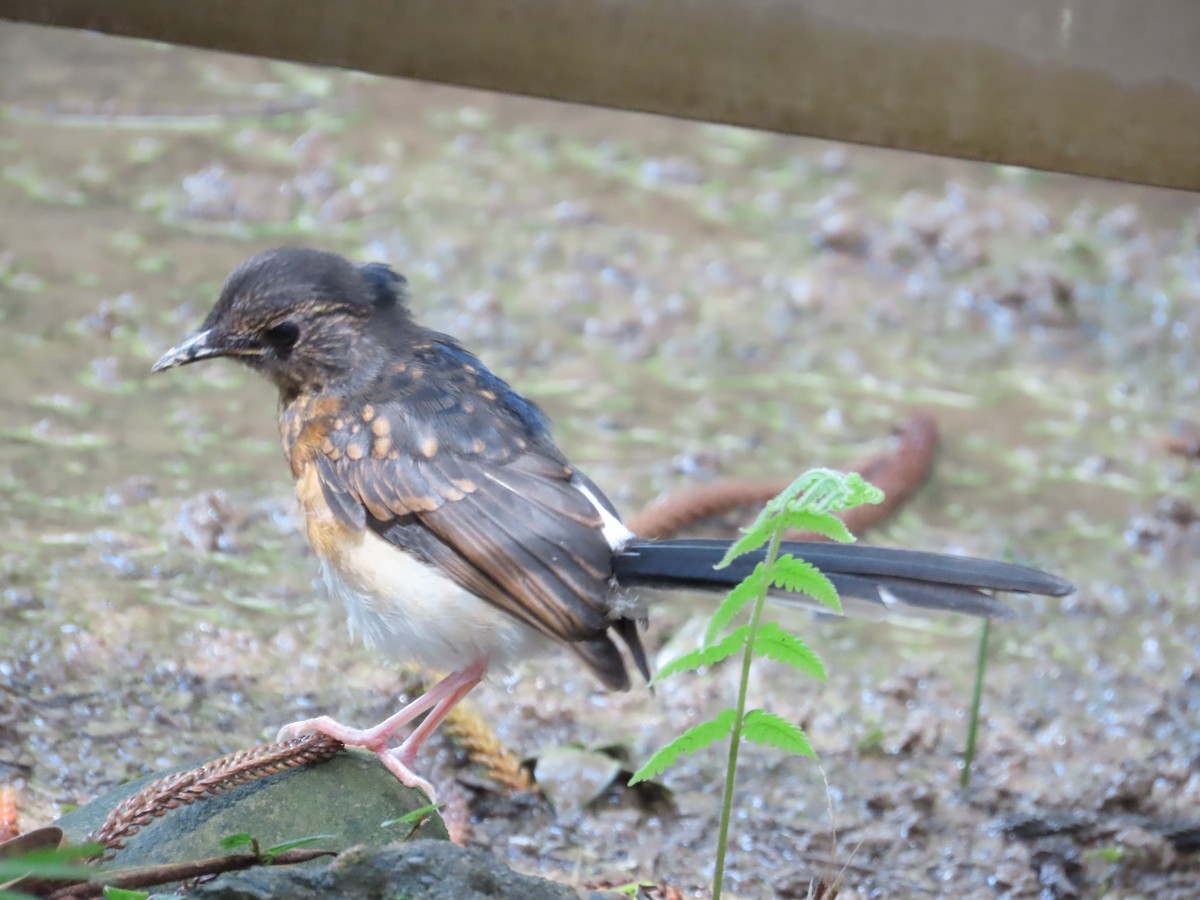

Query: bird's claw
380 748 438 803
275 716 437 801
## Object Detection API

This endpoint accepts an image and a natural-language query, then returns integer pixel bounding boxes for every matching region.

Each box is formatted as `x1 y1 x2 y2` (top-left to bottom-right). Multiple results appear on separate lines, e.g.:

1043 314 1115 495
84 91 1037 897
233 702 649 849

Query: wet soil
2 20 1199 899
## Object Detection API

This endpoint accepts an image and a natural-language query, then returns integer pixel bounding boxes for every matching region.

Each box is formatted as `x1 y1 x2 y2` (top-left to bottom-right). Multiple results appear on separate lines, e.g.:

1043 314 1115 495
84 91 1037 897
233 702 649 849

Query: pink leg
277 657 489 801
393 665 485 767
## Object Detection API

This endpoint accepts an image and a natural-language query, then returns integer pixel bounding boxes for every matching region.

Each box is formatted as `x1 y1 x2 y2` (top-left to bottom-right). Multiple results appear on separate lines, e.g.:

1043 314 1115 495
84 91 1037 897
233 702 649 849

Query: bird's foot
277 716 438 801
378 748 438 803
277 715 393 754
274 659 487 803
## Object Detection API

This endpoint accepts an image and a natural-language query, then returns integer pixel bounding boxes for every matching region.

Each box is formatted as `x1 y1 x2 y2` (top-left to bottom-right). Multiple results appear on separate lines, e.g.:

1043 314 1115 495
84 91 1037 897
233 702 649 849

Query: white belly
319 526 546 674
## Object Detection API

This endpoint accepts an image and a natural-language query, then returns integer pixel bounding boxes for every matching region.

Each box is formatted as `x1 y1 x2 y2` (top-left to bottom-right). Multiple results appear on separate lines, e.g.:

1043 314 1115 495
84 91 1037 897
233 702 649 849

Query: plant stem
711 526 786 898
960 617 990 788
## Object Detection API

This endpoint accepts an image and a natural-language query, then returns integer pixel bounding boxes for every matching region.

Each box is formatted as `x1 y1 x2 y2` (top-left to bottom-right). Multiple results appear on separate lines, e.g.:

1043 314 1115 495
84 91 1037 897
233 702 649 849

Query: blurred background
1 19 1198 898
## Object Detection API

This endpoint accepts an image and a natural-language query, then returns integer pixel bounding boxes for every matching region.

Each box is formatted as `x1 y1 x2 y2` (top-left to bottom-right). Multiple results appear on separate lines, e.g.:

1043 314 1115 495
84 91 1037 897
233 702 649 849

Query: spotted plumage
279 319 644 688
152 246 1073 798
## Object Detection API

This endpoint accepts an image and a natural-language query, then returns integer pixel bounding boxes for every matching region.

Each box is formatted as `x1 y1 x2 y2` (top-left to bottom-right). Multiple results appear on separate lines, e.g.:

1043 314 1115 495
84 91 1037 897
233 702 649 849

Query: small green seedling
219 831 333 863
381 802 444 841
102 887 150 900
630 469 882 899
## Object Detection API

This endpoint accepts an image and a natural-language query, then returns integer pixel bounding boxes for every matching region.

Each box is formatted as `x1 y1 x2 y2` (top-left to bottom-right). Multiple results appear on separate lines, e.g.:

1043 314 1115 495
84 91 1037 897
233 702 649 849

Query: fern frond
629 709 737 784
779 508 855 542
769 554 842 613
703 575 762 646
754 622 826 680
742 709 816 758
654 626 750 682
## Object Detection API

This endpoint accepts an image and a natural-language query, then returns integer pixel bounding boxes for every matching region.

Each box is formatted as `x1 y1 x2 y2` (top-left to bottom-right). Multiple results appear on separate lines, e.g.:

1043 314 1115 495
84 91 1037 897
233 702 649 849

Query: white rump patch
571 478 636 551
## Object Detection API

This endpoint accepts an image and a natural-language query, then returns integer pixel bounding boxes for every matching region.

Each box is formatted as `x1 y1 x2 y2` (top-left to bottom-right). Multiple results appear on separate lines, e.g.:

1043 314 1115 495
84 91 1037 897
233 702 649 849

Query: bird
152 246 1073 799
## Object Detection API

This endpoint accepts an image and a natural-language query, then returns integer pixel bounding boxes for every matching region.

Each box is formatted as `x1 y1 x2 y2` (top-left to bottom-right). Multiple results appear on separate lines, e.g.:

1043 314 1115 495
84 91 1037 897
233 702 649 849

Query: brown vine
628 412 938 540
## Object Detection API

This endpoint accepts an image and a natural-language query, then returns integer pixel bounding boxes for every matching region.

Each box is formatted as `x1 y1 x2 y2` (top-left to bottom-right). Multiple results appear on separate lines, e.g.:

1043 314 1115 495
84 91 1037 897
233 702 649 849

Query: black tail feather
612 538 1072 619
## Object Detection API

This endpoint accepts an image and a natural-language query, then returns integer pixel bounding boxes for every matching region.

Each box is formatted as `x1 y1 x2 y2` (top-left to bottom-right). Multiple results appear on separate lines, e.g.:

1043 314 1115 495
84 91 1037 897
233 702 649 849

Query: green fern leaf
715 517 777 567
754 622 826 680
654 625 751 682
742 709 816 758
786 469 884 514
837 472 885 510
769 554 842 612
628 709 737 784
702 568 764 645
778 508 855 543
718 471 883 567
791 469 850 514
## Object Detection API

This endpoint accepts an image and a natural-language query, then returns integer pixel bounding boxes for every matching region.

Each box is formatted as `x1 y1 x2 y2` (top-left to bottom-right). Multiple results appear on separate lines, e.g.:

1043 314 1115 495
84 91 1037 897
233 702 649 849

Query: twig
43 847 336 899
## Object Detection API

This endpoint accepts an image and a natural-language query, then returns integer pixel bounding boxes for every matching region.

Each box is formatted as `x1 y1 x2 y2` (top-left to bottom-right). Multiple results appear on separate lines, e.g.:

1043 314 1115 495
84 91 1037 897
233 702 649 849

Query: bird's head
152 247 412 400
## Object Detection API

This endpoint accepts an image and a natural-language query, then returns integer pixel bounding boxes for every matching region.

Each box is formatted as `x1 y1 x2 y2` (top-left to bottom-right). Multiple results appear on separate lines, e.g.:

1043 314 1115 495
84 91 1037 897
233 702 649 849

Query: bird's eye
263 321 300 351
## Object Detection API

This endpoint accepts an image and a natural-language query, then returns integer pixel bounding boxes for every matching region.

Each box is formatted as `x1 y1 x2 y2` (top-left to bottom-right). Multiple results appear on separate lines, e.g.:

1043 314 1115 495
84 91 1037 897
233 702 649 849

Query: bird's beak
152 326 272 373
151 328 248 373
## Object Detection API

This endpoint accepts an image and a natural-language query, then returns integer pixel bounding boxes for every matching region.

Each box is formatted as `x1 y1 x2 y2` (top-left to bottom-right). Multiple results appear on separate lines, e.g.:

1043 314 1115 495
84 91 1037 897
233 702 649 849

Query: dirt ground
1 21 1198 899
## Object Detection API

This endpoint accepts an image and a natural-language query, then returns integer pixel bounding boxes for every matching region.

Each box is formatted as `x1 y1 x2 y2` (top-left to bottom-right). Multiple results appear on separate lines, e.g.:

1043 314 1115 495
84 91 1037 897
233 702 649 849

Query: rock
43 751 592 899
181 839 578 900
174 490 246 552
533 746 621 812
55 749 447 874
813 207 869 254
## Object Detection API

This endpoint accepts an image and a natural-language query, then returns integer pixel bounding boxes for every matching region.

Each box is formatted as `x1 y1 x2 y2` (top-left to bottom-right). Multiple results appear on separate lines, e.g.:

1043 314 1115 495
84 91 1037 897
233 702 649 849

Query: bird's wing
305 336 641 687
